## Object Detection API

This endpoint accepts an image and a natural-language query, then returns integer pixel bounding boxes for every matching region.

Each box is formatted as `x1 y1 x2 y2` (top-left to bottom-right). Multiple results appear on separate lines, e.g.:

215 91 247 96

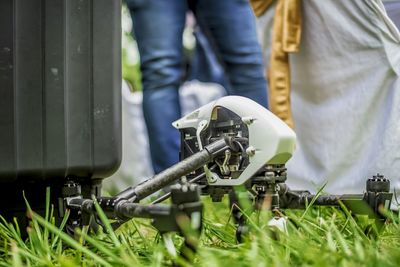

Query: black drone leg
229 191 242 224
229 191 253 242
235 214 250 243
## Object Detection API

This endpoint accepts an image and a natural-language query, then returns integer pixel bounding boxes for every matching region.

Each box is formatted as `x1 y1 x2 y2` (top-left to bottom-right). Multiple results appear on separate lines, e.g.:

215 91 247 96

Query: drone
60 96 394 250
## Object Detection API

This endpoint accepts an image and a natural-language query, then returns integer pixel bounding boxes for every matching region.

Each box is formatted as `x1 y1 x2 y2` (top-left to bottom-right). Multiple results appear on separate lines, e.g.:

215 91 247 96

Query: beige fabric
250 0 302 128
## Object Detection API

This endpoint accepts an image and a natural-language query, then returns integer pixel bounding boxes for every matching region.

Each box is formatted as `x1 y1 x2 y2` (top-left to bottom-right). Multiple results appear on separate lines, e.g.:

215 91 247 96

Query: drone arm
282 190 361 208
281 189 392 218
114 137 232 202
65 182 203 234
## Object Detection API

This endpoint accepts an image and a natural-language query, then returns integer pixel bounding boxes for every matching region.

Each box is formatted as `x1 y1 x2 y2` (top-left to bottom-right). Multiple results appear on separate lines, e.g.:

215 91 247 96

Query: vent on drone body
179 106 250 182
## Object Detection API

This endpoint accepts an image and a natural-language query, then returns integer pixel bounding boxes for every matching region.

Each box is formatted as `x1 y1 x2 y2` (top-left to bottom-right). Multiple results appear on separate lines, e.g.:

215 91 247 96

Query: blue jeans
188 25 230 89
127 0 268 173
384 1 400 28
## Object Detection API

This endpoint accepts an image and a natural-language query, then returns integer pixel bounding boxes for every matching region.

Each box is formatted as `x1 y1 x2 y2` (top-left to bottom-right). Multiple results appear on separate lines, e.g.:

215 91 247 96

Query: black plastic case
0 0 122 184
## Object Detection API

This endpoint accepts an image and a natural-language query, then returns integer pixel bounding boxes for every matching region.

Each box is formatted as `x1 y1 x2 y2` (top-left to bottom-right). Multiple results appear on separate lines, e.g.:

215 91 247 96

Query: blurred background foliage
121 4 142 92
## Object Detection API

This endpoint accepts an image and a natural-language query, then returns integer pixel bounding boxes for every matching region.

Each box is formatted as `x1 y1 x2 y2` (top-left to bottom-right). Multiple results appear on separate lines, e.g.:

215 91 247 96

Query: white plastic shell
173 96 296 186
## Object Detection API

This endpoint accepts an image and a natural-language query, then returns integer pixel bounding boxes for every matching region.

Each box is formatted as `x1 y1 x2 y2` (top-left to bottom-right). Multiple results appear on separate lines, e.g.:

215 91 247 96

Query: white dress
258 0 400 193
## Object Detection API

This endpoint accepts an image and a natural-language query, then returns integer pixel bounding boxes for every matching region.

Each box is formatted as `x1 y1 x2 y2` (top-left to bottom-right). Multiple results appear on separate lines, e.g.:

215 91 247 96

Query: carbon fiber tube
115 138 230 202
301 194 365 206
283 190 364 209
115 202 171 220
133 151 211 200
302 195 341 206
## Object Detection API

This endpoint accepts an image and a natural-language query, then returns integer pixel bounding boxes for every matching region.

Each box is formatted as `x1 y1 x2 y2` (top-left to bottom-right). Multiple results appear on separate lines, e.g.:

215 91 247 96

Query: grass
0 191 399 267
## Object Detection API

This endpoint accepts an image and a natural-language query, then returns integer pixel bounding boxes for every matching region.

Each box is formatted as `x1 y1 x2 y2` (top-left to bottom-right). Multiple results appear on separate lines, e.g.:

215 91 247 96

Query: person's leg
194 0 268 108
127 0 187 173
189 26 230 90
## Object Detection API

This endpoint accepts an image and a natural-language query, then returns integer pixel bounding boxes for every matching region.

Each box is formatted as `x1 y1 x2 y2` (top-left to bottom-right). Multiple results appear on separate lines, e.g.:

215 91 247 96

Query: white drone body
173 96 296 186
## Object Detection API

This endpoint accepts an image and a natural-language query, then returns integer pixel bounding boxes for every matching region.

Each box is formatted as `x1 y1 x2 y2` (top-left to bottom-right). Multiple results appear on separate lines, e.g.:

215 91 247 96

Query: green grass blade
32 212 112 267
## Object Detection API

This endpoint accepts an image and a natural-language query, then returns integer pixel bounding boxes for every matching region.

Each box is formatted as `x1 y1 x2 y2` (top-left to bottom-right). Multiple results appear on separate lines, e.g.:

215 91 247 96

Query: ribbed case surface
0 0 122 183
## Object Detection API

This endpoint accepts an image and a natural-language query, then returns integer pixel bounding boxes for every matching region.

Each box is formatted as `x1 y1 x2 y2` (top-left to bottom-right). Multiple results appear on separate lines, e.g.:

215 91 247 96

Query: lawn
0 192 399 267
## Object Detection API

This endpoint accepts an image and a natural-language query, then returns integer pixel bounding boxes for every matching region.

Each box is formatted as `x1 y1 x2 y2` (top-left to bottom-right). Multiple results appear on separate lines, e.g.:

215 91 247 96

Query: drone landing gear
230 174 394 242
